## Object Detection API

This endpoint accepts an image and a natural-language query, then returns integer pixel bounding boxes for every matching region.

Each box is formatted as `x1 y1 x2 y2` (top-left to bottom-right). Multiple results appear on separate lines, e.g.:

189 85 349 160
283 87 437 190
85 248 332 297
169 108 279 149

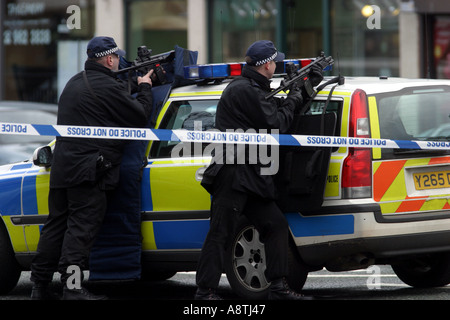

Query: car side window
150 99 218 158
305 100 342 137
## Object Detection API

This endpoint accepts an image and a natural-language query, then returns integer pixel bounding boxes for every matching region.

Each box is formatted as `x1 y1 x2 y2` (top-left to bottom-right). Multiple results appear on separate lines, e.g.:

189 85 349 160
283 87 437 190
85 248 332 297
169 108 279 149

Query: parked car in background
0 101 57 165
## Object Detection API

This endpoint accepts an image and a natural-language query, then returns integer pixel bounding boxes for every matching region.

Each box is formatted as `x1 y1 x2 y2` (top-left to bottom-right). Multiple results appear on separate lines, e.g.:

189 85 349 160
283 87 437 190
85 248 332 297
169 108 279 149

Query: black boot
194 287 223 300
268 278 314 300
62 286 108 300
31 283 60 300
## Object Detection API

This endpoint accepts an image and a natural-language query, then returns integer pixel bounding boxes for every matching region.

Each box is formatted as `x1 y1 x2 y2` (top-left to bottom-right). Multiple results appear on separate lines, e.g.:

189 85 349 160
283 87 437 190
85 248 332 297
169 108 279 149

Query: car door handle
195 166 207 182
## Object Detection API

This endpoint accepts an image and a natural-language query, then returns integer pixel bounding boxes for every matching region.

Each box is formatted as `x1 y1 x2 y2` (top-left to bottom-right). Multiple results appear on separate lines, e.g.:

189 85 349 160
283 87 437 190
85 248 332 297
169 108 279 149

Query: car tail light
342 89 372 198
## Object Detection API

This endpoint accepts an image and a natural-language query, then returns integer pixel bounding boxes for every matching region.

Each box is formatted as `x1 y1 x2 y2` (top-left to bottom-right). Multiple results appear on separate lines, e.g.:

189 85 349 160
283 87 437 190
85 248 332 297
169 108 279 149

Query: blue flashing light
198 64 229 79
284 59 300 69
184 66 199 79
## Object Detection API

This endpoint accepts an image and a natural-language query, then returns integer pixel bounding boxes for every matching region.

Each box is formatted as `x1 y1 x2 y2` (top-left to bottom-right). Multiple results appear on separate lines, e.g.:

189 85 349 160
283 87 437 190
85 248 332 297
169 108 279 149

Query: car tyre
225 217 270 299
0 222 21 295
225 216 308 299
285 238 309 293
392 252 450 288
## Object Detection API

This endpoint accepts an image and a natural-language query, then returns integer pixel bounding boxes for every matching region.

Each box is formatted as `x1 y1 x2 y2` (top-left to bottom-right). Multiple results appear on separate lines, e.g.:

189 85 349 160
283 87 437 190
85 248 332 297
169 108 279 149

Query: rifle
114 46 175 85
265 52 334 100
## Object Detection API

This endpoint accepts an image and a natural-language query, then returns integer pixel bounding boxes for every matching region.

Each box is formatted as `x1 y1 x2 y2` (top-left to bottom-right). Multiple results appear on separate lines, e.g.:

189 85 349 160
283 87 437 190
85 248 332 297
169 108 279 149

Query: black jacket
50 60 153 189
215 66 295 132
202 66 299 199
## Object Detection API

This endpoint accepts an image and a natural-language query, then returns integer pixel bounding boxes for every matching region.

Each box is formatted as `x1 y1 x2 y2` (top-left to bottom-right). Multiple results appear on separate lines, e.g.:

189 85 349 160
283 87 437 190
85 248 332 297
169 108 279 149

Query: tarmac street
1 266 449 300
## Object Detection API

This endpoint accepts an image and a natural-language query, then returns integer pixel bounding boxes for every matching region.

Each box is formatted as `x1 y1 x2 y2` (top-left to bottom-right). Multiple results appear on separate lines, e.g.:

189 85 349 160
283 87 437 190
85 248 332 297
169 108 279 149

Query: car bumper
287 200 450 270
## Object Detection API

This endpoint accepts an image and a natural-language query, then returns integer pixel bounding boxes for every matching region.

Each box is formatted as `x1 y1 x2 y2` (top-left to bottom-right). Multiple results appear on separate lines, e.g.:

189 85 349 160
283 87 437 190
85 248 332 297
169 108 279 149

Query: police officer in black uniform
195 40 322 300
30 36 154 300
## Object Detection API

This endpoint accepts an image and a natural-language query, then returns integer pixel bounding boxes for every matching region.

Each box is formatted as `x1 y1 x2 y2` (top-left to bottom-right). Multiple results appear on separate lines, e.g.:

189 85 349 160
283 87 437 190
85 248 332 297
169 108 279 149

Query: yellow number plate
413 170 450 190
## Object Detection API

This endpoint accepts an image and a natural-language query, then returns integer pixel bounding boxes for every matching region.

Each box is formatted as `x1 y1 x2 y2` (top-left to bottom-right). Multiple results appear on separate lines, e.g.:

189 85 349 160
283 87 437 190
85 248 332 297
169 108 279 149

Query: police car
1 59 450 299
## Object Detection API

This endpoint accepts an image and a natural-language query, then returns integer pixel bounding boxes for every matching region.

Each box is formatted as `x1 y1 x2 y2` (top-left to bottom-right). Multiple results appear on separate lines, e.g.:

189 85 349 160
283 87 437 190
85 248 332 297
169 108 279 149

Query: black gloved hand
286 86 304 110
309 64 324 87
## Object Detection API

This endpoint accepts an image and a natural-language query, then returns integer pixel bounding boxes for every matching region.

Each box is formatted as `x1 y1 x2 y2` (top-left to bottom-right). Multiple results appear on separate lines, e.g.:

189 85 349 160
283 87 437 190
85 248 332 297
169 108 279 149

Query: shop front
1 0 95 103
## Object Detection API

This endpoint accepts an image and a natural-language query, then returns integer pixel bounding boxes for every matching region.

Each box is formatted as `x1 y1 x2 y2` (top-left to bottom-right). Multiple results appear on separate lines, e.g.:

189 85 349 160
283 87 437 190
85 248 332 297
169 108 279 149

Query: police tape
1 122 450 150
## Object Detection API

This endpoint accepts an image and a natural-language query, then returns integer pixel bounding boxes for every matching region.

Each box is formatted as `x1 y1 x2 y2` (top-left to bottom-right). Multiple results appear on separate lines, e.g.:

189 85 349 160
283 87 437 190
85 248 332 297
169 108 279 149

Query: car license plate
413 170 450 190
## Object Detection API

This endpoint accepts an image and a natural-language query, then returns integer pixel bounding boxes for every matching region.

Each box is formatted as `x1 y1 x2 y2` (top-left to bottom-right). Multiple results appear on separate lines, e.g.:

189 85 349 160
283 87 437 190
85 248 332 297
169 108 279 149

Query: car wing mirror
33 146 53 168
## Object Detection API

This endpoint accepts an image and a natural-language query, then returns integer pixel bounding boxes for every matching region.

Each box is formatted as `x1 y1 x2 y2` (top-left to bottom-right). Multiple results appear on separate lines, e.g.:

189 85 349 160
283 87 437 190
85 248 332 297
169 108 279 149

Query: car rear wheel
0 222 21 295
225 216 308 299
392 252 450 288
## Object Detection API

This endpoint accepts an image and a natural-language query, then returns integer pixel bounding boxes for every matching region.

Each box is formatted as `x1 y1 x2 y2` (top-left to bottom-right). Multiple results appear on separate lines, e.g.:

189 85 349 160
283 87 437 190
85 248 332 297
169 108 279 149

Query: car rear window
375 86 450 158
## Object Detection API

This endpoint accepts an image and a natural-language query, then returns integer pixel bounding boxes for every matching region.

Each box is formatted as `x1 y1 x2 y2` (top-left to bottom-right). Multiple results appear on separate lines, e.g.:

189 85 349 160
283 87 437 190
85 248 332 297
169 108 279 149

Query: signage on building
3 2 52 46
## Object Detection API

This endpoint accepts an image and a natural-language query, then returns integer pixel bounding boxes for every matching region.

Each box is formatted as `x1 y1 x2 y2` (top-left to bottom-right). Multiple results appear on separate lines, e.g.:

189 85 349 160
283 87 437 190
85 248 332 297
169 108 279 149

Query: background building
1 0 449 104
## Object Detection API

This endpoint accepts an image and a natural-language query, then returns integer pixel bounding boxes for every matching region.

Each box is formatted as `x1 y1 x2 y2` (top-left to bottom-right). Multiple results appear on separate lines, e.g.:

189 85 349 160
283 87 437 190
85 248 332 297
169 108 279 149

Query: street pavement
1 265 449 300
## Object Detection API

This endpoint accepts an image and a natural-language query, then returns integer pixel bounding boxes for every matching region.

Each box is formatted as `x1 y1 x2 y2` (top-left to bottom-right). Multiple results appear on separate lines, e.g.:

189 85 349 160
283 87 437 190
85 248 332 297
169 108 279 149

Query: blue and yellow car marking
141 158 211 251
286 213 355 237
0 164 50 253
0 165 32 252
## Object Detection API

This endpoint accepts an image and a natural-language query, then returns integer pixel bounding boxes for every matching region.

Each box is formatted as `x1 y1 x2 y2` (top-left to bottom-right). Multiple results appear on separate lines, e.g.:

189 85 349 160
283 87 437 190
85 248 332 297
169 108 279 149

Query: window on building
330 0 400 77
434 16 450 79
125 0 187 60
208 0 278 62
2 0 95 103
208 0 323 63
283 1 323 59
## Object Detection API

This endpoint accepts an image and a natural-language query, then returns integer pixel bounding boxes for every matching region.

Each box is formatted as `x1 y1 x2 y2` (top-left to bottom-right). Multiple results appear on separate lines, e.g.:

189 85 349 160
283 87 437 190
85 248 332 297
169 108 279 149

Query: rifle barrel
265 55 334 100
114 50 175 75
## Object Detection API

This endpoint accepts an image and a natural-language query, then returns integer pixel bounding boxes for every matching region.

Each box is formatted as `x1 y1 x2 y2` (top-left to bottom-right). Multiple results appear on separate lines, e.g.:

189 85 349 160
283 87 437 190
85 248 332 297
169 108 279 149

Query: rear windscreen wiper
390 136 449 154
393 149 450 155
425 136 450 141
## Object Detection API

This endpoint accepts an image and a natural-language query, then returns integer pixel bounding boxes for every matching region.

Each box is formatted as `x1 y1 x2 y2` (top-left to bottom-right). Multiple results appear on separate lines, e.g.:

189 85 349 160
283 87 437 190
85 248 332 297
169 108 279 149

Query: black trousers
196 166 289 289
30 181 107 285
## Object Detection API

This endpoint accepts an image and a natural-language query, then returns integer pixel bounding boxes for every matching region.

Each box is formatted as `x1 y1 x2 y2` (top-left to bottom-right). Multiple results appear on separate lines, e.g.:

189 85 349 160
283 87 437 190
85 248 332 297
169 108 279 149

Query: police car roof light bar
182 58 326 82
